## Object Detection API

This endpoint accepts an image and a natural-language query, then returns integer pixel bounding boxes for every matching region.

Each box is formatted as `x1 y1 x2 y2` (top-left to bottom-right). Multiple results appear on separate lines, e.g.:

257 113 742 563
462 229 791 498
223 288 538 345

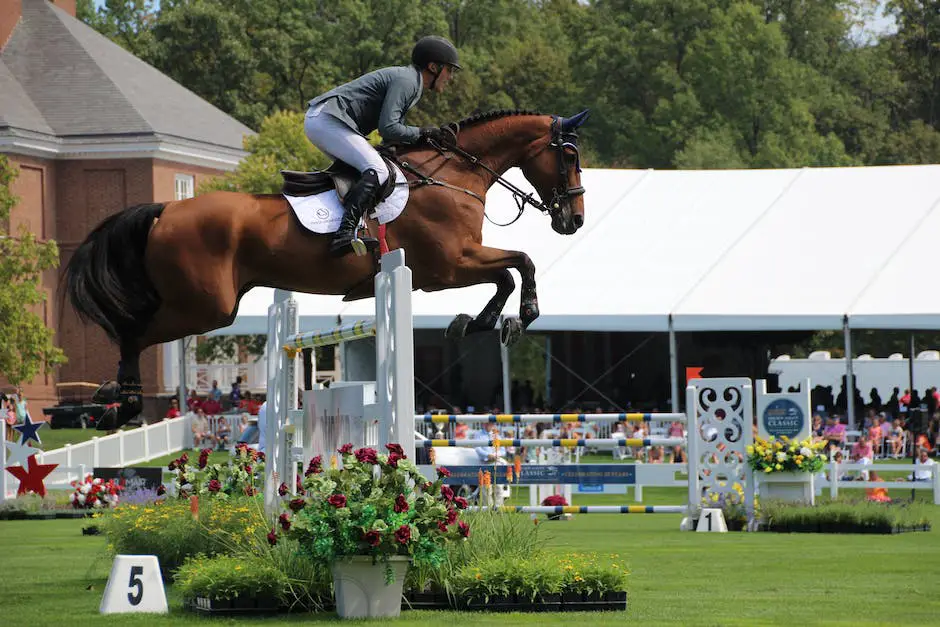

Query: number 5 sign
100 555 168 614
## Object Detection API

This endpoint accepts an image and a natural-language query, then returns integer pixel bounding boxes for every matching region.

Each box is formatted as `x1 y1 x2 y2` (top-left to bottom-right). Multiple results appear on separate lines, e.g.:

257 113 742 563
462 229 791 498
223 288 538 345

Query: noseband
395 115 584 227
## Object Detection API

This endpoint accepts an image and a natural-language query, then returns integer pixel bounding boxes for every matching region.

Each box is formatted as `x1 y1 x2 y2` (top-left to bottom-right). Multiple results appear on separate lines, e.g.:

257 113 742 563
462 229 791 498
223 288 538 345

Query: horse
64 108 589 430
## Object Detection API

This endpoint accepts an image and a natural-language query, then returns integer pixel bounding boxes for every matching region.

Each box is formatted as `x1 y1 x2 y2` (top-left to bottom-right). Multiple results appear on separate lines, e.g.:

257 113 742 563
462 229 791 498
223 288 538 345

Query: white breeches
304 104 389 184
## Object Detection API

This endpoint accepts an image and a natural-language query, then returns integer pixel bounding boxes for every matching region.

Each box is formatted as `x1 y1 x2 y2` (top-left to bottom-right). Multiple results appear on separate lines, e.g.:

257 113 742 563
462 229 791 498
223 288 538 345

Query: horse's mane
451 108 546 129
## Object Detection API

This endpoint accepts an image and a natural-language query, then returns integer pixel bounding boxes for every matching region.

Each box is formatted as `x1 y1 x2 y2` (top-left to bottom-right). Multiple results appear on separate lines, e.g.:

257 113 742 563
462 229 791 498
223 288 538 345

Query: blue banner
439 464 636 486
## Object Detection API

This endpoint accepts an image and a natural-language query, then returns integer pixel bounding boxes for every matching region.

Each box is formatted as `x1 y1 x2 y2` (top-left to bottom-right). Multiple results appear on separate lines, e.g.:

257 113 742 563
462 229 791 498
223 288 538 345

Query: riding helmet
412 36 461 70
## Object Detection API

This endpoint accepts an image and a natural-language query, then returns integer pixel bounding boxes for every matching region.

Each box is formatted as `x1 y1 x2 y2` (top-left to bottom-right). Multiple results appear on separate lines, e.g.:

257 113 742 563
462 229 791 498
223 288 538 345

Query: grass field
1 486 938 627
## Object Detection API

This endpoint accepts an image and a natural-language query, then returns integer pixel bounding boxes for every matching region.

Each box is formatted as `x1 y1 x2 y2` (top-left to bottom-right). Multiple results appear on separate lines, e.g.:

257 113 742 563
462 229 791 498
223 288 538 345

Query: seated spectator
202 395 222 416
886 419 905 458
191 408 217 449
648 445 664 463
239 390 262 416
215 418 231 450
239 413 250 435
474 425 506 463
186 388 202 413
850 434 874 480
827 450 848 482
868 420 883 457
165 397 182 419
668 420 685 463
822 416 846 453
811 414 824 438
911 448 936 481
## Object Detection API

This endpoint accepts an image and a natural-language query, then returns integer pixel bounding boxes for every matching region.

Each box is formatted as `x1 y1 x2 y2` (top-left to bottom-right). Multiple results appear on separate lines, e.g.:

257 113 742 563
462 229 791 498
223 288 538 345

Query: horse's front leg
427 244 538 346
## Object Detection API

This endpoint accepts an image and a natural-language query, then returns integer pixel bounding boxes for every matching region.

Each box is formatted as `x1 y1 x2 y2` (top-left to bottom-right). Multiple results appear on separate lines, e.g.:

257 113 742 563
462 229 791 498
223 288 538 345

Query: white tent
216 163 940 335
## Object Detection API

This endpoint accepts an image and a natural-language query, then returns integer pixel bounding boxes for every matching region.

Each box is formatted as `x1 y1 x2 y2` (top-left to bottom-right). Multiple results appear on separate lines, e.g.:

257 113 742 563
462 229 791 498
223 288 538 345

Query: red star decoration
6 454 58 497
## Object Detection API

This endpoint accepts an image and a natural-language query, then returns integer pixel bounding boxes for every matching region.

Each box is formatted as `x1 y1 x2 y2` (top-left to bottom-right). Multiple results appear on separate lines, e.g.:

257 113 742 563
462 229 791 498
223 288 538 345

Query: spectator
474 425 506 463
668 420 685 462
822 416 846 453
886 419 905 458
239 390 262 416
230 376 242 406
911 448 936 481
850 433 874 480
238 413 250 435
13 388 29 423
186 388 202 412
257 401 266 453
209 379 223 404
191 408 216 448
811 414 824 438
868 418 883 457
165 397 182 419
215 417 232 450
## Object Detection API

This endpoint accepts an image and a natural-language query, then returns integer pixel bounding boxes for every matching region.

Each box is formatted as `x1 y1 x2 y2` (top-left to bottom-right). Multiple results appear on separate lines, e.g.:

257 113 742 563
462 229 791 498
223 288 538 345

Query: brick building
0 0 252 413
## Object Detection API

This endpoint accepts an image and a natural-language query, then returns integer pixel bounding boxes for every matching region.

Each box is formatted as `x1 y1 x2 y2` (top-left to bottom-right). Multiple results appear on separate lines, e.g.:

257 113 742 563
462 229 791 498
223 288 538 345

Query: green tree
0 157 66 386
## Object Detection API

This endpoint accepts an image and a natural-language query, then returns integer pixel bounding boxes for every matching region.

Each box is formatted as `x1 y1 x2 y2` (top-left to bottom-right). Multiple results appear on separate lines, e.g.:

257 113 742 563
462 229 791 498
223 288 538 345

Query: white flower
77 493 86 505
800 447 812 457
93 478 102 485
776 452 787 462
70 493 77 503
93 500 103 508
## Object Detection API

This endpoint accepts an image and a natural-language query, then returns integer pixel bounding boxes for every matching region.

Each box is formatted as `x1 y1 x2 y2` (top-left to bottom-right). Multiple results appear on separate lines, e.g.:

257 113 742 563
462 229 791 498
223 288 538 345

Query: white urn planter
331 555 411 619
759 471 815 505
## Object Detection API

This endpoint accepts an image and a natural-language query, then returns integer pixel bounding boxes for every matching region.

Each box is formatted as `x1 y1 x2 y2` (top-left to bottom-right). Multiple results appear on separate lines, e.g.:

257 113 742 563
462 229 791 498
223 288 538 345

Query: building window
175 174 195 200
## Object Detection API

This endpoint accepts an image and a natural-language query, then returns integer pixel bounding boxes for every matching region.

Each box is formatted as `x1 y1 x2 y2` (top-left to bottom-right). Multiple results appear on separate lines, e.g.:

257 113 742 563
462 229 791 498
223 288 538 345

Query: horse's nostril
573 214 584 228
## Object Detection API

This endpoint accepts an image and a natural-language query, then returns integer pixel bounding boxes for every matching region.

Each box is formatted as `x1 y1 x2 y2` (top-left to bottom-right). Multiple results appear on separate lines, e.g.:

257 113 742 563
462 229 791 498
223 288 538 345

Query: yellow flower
746 445 754 455
764 467 772 473
235 565 242 571
775 463 782 470
475 573 482 580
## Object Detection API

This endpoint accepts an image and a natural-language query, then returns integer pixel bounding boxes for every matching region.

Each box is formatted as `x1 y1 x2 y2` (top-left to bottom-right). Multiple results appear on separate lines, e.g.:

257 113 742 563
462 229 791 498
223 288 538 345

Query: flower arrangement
167 444 265 499
746 436 826 474
273 443 469 577
541 494 569 507
69 474 124 509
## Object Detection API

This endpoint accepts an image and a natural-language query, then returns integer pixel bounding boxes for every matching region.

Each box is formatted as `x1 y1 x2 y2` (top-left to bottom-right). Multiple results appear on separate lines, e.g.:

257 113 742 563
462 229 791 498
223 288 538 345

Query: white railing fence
814 462 940 504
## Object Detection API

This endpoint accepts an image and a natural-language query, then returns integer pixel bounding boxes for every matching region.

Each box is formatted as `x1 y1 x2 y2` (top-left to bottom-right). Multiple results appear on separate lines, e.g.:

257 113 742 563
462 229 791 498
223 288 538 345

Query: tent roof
216 164 940 336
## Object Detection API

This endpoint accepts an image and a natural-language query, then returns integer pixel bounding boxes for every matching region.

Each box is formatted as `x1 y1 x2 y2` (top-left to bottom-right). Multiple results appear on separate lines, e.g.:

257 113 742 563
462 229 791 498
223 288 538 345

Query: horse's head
521 109 589 235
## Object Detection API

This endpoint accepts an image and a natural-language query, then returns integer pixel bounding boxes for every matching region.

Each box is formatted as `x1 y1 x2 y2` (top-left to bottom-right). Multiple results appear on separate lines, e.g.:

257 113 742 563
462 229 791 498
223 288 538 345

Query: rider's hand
420 126 455 145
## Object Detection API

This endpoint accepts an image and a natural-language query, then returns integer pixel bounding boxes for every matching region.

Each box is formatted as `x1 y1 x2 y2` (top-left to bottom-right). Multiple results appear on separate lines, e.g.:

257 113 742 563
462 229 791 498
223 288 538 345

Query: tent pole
669 316 679 414
501 327 512 414
843 317 855 430
544 335 552 409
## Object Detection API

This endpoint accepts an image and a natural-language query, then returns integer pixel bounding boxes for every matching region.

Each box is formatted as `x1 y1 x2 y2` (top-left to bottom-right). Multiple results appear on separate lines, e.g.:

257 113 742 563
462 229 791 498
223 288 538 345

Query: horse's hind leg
94 340 144 431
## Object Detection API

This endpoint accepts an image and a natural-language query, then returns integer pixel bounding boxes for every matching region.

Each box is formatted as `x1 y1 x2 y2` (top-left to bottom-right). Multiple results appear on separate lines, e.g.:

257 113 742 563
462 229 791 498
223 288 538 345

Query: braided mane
451 109 546 129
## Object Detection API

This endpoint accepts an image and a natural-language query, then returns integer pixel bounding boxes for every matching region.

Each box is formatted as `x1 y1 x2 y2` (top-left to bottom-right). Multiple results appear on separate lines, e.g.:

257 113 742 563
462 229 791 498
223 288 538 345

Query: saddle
280 155 398 204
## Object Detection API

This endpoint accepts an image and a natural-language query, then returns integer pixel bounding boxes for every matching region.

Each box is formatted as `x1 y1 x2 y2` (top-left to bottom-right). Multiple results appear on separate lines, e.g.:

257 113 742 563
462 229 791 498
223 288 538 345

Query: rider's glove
419 126 456 145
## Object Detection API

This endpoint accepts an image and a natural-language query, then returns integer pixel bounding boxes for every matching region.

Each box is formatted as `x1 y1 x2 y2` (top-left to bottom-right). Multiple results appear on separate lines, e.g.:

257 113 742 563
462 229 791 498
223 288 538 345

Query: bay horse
64 109 589 430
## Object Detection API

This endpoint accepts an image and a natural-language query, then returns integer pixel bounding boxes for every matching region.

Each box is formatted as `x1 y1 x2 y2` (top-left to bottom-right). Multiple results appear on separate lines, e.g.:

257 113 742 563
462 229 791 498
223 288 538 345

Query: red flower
445 508 458 525
385 443 405 456
207 479 221 493
279 513 291 531
387 453 402 468
541 494 568 507
156 485 166 496
179 453 189 465
453 496 468 510
437 521 449 533
305 455 322 476
394 525 411 544
354 448 378 464
458 521 470 538
437 467 451 478
337 443 354 455
267 528 278 545
202 448 213 457
440 485 454 502
243 464 252 473
167 460 177 471
422 481 433 491
327 494 347 508
255 451 265 462
363 530 381 547
394 494 409 513
244 486 256 496
295 475 304 494
278 482 289 497
289 498 306 512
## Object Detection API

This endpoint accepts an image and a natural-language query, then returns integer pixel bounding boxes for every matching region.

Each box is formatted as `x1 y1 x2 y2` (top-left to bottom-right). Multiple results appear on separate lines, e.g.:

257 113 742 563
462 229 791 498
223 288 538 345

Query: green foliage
174 554 289 602
281 446 467 574
450 551 629 602
0 155 66 386
748 436 828 474
98 496 269 574
194 334 266 364
167 445 265 499
761 497 933 531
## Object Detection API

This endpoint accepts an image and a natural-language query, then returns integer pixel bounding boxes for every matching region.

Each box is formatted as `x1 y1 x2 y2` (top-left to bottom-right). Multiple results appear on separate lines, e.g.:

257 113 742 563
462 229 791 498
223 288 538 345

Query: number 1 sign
100 555 168 614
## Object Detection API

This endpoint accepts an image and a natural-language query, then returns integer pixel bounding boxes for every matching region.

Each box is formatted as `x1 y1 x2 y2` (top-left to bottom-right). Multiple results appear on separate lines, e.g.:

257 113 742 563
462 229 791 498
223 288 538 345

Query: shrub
175 554 289 603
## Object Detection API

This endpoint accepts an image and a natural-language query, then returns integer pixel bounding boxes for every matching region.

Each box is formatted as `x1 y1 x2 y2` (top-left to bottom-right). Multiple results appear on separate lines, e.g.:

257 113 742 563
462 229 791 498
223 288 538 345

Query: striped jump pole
283 320 376 353
419 438 684 448
416 412 687 424
468 505 688 515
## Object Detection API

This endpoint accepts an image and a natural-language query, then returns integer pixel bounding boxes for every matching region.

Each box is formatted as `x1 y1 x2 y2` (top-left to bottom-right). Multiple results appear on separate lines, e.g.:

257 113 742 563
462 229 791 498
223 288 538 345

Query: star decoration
6 455 58 497
13 413 44 446
4 440 39 467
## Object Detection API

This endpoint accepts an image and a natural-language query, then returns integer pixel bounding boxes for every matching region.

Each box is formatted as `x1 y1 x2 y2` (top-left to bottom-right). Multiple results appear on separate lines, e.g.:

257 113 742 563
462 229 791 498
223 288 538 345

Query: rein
389 116 583 227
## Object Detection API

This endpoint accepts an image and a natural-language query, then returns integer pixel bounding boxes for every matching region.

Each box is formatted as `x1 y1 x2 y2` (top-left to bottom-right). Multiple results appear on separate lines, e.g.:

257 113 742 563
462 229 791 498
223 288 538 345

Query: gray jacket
308 66 423 144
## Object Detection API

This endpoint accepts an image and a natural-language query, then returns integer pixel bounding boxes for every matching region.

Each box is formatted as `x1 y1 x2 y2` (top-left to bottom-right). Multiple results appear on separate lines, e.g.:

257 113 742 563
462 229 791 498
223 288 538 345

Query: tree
0 156 66 386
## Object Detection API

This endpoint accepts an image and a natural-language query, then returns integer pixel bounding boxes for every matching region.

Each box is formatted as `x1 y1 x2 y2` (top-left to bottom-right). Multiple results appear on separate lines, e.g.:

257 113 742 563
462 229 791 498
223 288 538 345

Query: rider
305 35 461 256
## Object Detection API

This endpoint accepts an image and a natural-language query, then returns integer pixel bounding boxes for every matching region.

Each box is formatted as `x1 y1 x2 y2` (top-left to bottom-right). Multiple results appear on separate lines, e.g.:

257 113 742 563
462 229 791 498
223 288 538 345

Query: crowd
164 377 264 451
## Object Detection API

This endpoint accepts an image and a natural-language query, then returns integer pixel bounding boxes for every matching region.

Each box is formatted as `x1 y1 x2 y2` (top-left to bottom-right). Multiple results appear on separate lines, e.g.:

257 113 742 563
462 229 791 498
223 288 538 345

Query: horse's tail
64 203 165 344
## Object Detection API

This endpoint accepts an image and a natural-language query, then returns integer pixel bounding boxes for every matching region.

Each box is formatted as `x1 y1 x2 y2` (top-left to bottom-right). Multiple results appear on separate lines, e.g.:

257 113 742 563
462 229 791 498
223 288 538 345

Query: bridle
394 115 584 227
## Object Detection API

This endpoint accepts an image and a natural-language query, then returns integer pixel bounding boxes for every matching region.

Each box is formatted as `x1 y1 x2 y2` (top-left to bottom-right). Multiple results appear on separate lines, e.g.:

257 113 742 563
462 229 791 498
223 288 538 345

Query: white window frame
175 173 195 200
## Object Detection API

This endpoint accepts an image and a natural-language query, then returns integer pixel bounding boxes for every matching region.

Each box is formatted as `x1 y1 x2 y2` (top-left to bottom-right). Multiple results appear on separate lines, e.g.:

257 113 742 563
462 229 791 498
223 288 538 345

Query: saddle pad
284 163 409 234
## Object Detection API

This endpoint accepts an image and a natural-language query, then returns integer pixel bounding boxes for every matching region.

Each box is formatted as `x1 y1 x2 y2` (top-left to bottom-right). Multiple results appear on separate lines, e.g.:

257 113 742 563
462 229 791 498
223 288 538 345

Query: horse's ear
561 109 590 132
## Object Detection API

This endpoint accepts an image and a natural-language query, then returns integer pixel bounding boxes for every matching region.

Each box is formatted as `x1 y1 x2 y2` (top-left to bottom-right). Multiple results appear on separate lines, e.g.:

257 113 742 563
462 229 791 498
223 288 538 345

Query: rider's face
429 63 456 92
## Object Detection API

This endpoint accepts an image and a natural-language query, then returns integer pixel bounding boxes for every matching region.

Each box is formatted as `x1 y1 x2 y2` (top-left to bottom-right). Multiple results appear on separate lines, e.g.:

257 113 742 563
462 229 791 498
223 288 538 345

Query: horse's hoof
92 381 121 404
521 299 540 328
500 317 524 347
96 406 120 431
445 313 473 339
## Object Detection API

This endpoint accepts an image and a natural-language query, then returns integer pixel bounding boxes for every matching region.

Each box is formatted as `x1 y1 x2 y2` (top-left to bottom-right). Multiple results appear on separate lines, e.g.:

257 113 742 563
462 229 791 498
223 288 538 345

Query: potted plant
69 474 124 510
748 436 826 505
176 554 285 614
273 444 469 619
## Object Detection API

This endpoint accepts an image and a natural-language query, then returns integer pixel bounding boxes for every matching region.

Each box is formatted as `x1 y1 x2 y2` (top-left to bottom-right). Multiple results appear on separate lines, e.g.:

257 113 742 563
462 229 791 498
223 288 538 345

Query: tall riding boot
330 168 381 257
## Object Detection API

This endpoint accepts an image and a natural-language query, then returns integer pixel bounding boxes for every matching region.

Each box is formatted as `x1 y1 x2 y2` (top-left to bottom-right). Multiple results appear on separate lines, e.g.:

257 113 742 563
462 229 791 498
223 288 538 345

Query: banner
439 464 636 486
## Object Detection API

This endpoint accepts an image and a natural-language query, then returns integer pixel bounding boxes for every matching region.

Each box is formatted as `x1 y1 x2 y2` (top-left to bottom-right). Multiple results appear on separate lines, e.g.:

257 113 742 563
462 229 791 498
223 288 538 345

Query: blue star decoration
13 413 44 446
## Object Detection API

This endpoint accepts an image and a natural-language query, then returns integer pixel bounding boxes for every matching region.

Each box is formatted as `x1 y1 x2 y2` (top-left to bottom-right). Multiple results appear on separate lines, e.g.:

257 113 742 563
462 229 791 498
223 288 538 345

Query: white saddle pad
284 163 409 234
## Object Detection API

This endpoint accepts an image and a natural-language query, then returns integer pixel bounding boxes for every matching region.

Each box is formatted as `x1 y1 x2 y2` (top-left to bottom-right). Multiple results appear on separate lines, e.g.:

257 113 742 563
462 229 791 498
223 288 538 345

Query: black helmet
412 36 461 70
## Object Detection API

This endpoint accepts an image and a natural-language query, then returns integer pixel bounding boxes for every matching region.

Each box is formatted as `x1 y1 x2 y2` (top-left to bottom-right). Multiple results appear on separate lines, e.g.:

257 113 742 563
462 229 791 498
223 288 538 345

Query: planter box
766 522 931 535
331 555 410 619
403 591 449 610
759 472 815 505
191 595 279 615
451 590 627 613
537 593 562 612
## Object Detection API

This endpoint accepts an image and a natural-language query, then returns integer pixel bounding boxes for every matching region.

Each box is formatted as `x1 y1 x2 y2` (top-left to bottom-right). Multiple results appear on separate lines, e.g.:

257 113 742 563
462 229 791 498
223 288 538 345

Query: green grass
1 488 938 626
26 426 138 453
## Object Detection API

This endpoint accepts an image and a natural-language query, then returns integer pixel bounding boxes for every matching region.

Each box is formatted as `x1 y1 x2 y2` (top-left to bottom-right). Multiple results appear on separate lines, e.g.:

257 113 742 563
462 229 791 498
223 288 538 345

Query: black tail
64 203 165 344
